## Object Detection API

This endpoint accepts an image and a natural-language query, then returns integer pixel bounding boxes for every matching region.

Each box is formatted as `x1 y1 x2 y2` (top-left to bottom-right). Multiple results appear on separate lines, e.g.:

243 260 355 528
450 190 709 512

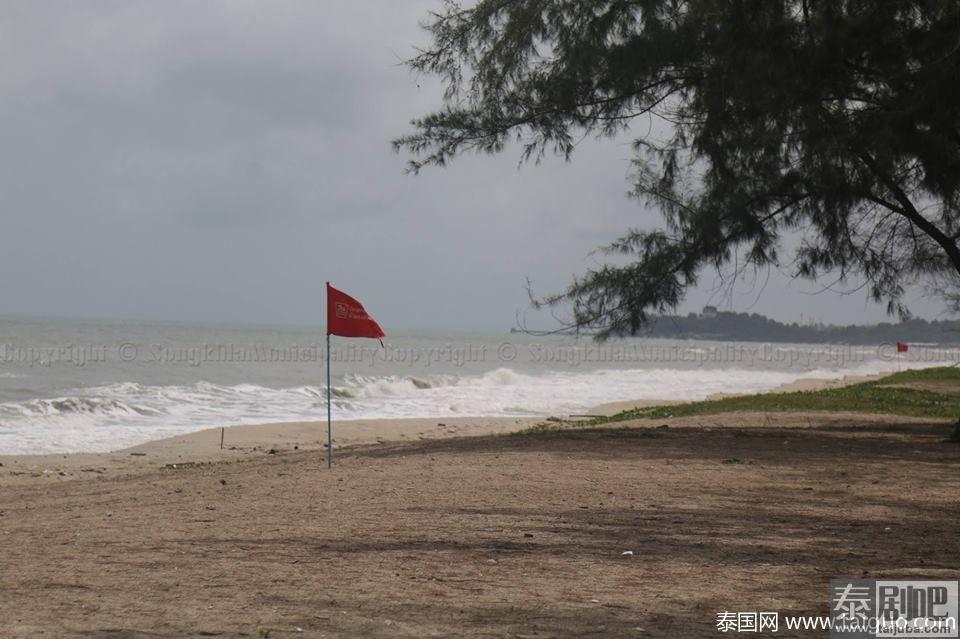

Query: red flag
326 283 385 344
896 342 909 353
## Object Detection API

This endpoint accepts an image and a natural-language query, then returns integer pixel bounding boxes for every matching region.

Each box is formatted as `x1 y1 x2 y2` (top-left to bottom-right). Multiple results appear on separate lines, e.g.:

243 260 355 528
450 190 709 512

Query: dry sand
2 412 958 638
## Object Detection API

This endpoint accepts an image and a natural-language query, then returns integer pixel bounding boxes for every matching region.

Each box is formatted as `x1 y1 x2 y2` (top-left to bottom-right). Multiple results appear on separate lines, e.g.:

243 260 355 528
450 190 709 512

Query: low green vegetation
597 366 960 423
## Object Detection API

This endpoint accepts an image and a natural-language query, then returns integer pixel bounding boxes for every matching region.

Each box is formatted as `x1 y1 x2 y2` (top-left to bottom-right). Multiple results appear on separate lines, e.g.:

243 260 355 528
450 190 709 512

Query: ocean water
0 315 955 454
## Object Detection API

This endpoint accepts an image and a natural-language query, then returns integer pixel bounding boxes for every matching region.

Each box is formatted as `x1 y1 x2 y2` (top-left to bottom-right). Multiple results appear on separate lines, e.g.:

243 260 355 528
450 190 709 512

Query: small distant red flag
326 283 385 345
896 342 909 353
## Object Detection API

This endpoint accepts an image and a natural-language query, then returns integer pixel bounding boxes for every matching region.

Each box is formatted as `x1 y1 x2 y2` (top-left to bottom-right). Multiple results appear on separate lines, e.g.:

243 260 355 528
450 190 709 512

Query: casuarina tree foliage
394 0 960 337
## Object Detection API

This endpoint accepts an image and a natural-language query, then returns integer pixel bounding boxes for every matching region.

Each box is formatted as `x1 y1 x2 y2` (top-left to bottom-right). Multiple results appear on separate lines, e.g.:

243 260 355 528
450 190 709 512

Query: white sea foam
0 358 930 455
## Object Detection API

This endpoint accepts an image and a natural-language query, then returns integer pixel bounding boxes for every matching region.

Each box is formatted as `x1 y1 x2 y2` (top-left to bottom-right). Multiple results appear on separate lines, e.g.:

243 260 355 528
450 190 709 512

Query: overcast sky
0 1 948 331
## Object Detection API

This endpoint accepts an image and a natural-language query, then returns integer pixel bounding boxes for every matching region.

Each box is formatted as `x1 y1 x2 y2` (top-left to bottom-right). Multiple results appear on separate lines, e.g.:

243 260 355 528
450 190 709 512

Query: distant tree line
635 309 960 345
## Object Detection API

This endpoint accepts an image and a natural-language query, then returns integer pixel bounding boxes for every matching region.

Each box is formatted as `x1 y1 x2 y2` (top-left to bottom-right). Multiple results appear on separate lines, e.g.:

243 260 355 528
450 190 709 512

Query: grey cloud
0 1 945 329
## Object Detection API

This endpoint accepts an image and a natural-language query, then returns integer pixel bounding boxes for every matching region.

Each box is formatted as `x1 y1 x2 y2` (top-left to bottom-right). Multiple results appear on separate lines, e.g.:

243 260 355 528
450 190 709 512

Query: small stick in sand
220 427 225 450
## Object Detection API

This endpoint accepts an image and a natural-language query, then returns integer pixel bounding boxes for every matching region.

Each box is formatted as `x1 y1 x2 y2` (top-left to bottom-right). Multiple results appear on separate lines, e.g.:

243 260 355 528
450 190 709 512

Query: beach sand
0 416 538 486
3 371 957 637
2 412 958 638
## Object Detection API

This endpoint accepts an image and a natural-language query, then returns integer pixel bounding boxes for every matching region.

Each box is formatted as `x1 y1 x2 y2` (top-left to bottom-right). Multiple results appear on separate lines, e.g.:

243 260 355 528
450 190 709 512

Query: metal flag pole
326 332 333 468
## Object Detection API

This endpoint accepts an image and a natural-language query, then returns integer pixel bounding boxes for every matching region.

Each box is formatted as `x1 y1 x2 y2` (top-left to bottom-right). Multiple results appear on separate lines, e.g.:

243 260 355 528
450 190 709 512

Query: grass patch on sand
596 366 960 423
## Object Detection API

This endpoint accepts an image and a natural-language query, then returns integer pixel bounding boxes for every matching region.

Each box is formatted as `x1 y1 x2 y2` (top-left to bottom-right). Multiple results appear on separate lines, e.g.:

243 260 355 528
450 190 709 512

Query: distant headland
640 306 960 345
516 306 960 345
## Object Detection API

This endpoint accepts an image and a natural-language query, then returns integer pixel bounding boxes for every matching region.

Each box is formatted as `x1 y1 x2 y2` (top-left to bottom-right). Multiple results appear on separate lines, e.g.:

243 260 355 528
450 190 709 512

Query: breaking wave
0 359 919 455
